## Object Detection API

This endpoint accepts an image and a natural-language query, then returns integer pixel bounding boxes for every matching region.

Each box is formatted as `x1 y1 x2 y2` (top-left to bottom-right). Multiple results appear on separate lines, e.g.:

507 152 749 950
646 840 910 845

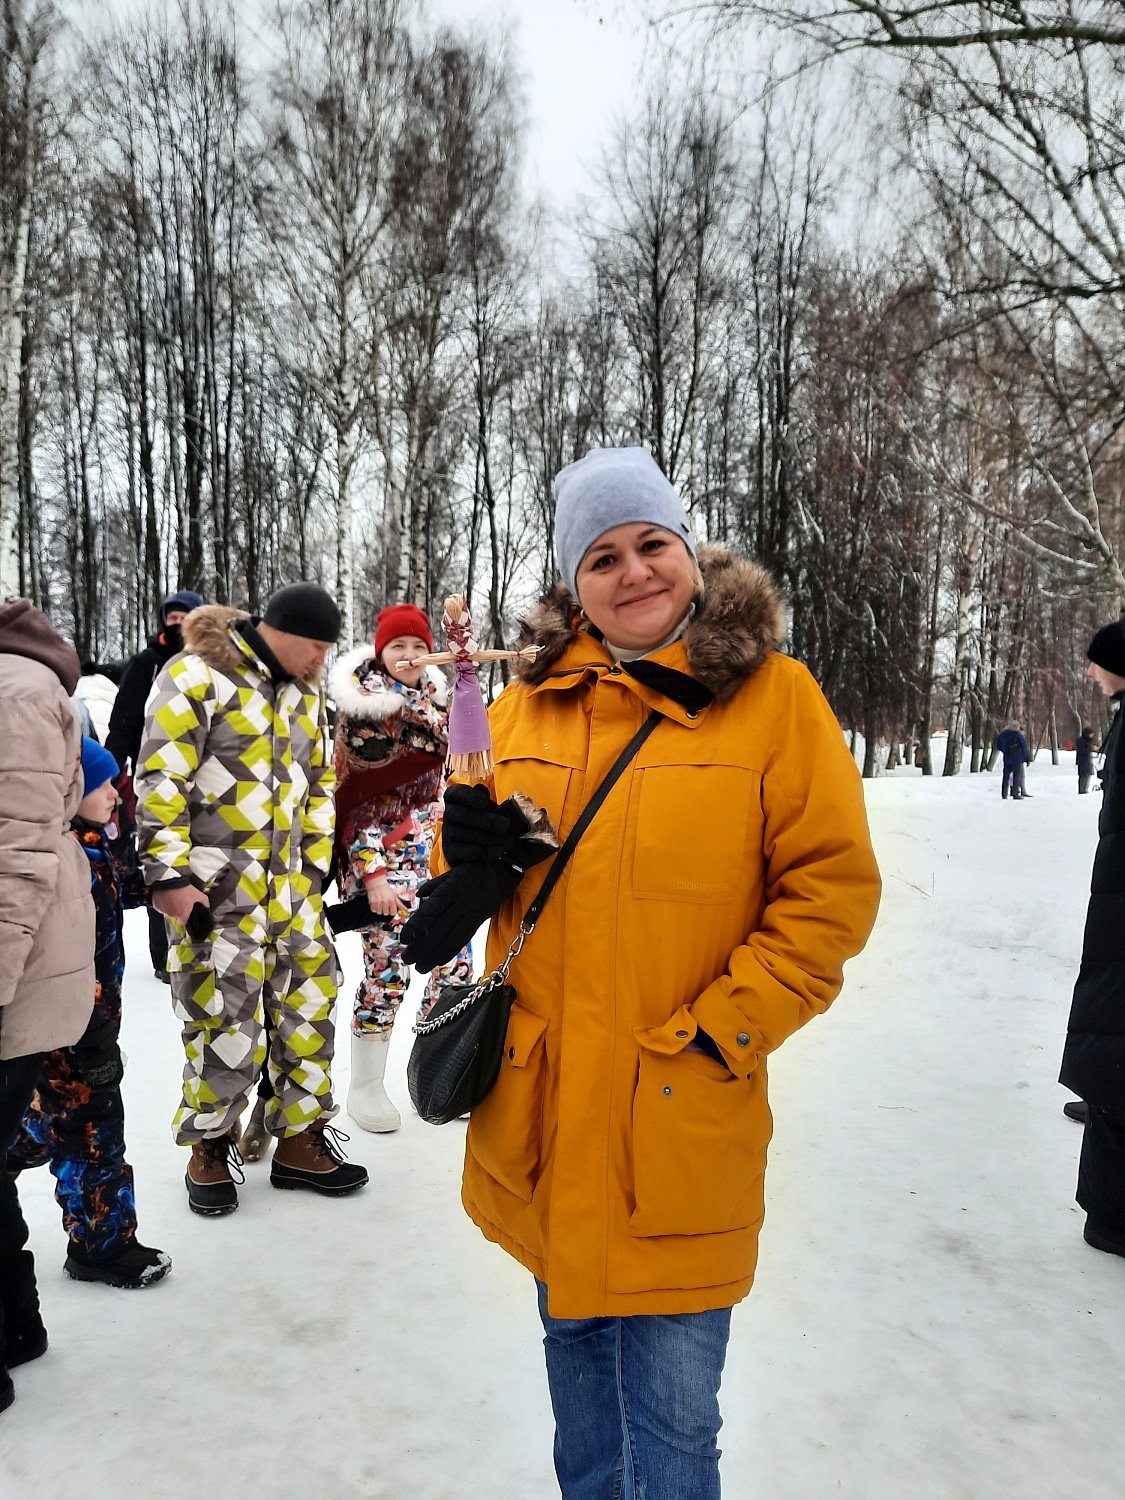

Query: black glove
440 784 521 864
441 785 558 872
691 1026 730 1071
324 892 392 935
400 863 522 971
186 903 214 942
70 1018 124 1089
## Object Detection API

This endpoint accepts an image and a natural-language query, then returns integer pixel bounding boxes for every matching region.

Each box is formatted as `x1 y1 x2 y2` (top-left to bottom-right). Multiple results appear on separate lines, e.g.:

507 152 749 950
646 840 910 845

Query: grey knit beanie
553 447 697 598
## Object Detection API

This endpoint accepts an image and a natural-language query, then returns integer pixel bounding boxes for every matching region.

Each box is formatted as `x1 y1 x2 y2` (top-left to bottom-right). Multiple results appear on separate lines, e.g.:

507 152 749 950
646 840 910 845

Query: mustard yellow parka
437 547 881 1319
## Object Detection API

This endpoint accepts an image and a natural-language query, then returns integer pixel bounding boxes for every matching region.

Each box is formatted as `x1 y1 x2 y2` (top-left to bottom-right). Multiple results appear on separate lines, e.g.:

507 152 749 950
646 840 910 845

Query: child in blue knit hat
5 739 171 1288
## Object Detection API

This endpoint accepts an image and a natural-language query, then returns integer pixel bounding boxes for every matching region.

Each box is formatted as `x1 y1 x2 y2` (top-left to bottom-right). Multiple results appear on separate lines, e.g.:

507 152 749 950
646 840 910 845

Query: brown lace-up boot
185 1131 244 1216
271 1120 368 1196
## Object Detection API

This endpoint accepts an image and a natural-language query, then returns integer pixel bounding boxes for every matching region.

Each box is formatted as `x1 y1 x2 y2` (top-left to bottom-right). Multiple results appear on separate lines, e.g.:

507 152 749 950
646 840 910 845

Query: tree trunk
969 693 983 773
0 131 34 597
16 316 37 603
918 506 944 777
335 408 357 646
943 530 979 776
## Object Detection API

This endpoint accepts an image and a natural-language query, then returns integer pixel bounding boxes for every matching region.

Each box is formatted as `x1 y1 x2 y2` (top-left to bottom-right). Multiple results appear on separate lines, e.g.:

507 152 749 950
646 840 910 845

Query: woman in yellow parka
405 447 881 1500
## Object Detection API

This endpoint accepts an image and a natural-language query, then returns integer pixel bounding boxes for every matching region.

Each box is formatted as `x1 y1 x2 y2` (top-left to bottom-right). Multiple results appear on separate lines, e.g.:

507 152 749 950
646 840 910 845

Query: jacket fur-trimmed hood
330 645 403 721
329 645 448 721
512 544 786 703
181 604 251 675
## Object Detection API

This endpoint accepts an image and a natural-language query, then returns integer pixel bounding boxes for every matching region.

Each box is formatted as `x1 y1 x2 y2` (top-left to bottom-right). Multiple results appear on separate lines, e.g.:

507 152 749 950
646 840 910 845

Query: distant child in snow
6 739 171 1289
996 721 1031 800
1076 727 1097 794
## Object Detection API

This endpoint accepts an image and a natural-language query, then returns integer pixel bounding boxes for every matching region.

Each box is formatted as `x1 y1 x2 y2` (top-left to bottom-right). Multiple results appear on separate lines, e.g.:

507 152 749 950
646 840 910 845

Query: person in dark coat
105 590 203 980
1061 619 1125 1257
996 721 1030 800
1076 727 1097 794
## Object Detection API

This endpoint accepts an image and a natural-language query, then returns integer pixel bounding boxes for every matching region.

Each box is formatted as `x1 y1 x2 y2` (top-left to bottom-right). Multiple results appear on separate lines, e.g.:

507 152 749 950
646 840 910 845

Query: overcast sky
81 0 871 244
87 0 671 216
425 0 654 214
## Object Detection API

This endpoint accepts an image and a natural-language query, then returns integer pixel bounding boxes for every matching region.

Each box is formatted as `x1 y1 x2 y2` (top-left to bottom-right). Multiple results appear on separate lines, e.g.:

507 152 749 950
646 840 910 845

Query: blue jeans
536 1280 732 1499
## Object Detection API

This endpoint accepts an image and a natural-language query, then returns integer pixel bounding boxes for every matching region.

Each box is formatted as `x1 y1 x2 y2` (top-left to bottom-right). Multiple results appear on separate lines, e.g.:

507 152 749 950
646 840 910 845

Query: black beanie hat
1087 620 1125 678
263 583 342 642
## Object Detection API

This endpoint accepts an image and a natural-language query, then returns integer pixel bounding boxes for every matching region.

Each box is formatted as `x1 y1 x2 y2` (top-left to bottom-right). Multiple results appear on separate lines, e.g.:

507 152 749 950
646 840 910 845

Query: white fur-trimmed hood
329 646 448 720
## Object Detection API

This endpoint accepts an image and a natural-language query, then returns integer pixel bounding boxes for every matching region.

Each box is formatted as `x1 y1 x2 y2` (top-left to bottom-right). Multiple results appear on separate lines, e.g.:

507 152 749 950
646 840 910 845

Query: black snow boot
4 1315 47 1369
1083 1219 1125 1258
185 1131 244 1216
1063 1100 1089 1124
271 1121 368 1196
65 1240 172 1289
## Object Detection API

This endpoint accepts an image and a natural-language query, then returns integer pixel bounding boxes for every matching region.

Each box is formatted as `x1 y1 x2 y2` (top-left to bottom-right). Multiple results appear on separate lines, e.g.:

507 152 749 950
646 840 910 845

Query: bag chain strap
412 710 663 1037
412 922 531 1036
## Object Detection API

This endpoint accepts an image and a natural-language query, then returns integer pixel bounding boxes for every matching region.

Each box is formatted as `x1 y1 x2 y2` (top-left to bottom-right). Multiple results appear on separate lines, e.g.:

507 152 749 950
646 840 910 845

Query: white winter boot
347 1030 401 1133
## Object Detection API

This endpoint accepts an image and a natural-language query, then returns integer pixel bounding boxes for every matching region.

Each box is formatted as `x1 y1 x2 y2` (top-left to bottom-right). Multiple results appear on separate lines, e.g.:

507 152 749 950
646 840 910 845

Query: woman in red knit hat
329 604 473 1131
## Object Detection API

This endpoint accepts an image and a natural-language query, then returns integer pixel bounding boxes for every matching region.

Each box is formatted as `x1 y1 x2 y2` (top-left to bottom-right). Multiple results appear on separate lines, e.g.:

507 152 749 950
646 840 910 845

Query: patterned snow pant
353 862 473 1036
169 910 339 1144
7 1050 137 1260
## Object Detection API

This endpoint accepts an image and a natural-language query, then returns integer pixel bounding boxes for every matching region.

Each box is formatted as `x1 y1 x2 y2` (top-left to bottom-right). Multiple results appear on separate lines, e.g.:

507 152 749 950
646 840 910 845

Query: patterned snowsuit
135 607 338 1144
7 822 146 1258
330 650 472 1036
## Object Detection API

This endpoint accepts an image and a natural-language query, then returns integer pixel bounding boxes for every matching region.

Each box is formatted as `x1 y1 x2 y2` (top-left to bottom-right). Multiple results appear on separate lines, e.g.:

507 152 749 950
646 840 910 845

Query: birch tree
587 86 737 494
259 0 406 646
373 35 517 607
0 0 52 598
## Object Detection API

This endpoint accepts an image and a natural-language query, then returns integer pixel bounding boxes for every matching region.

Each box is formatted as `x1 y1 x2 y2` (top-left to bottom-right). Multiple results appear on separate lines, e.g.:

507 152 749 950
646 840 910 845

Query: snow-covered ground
3 757 1123 1499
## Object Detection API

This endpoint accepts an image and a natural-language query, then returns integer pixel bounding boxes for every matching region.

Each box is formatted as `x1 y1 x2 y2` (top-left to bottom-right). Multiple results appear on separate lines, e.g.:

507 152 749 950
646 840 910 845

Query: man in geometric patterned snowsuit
134 584 367 1215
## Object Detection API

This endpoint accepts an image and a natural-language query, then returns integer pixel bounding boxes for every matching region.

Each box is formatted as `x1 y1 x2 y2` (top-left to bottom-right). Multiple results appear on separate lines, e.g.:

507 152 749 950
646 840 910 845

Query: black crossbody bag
407 710 662 1124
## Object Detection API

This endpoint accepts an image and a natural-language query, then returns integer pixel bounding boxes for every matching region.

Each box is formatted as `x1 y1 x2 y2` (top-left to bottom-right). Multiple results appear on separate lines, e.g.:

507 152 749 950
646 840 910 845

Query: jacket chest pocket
494 724 585 842
631 764 761 904
467 1005 550 1202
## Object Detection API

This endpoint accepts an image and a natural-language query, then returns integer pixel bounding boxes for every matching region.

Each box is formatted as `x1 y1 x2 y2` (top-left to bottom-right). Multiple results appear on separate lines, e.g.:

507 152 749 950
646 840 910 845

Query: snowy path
3 763 1123 1499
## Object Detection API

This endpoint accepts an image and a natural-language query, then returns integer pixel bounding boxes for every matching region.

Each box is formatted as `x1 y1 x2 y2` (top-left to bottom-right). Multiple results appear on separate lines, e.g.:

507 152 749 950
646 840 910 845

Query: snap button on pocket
686 709 698 720
675 1030 689 1039
508 1046 515 1059
736 1033 750 1047
662 1086 673 1097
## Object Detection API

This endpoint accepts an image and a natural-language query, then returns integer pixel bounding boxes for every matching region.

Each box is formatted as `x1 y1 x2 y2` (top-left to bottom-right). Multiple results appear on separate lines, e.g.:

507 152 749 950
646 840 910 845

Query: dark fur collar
513 545 785 704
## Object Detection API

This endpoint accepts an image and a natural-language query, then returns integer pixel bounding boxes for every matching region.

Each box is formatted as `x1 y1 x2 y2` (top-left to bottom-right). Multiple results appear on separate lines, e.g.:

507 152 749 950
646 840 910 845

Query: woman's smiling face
575 523 698 652
382 634 431 687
